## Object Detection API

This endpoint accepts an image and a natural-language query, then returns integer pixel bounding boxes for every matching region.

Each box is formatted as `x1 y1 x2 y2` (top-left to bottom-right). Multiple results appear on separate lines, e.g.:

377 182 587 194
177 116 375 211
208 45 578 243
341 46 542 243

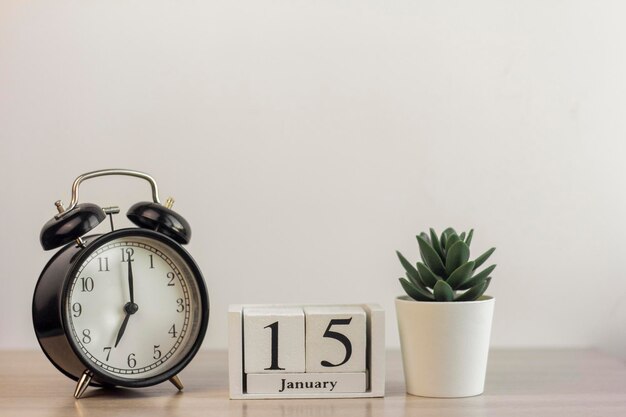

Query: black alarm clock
33 169 209 399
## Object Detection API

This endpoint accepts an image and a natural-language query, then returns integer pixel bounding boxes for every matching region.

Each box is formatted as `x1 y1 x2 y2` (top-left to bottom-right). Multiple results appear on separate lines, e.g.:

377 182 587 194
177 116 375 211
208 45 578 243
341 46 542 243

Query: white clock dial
66 236 202 379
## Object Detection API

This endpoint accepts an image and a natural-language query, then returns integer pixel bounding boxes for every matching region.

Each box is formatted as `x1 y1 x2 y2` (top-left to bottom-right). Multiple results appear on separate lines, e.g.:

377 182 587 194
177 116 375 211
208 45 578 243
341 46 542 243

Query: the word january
278 378 338 392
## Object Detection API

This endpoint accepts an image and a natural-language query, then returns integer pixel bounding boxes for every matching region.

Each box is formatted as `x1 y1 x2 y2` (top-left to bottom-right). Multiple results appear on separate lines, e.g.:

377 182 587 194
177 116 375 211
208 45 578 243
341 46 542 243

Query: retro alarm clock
32 169 209 399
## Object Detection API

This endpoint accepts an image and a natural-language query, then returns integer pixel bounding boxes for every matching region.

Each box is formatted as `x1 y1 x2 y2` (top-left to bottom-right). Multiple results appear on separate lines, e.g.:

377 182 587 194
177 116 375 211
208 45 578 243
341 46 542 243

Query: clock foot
74 369 93 399
169 375 184 391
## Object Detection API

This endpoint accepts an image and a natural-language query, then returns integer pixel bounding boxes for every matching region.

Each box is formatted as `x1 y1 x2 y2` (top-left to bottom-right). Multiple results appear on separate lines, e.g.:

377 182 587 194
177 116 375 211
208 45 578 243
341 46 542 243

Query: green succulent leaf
465 229 474 246
416 235 447 277
399 278 434 301
440 231 447 249
416 262 442 288
433 280 454 301
396 251 421 287
446 260 475 289
458 264 496 290
440 227 456 249
459 232 466 241
406 272 430 293
445 241 470 275
429 228 445 259
457 276 488 292
444 233 460 251
473 247 496 270
455 277 491 301
419 232 430 244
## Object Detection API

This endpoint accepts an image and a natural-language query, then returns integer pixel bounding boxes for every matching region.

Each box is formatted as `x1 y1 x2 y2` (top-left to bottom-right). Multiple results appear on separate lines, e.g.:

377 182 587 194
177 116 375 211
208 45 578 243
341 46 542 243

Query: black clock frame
33 228 209 388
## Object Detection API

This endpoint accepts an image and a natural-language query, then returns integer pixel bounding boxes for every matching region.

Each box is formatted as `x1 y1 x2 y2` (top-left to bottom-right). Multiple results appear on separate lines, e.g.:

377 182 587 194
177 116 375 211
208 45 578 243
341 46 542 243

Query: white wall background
1 0 625 357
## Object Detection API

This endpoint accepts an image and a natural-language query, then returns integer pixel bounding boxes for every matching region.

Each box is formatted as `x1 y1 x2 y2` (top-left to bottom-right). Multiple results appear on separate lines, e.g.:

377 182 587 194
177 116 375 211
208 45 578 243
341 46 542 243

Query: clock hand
127 256 134 304
114 302 139 348
114 312 131 348
115 254 138 348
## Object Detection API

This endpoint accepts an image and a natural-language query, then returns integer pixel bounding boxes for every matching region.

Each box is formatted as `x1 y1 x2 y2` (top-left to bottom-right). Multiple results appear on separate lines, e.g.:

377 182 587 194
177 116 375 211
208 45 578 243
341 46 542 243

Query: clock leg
74 370 93 399
169 375 184 391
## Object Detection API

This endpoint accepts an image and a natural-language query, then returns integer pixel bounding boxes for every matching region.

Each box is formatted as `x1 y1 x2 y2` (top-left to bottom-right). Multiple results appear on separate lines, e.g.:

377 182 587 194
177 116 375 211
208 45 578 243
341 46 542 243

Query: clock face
65 235 203 381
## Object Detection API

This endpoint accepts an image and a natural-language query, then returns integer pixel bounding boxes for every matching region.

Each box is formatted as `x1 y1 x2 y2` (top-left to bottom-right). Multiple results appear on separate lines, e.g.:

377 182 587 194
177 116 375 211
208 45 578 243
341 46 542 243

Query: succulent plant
397 228 495 302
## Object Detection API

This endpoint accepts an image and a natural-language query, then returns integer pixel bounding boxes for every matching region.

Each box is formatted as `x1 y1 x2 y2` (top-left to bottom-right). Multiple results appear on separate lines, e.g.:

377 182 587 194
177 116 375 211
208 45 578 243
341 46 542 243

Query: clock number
149 254 155 269
103 347 112 361
153 345 162 360
168 324 178 338
98 257 109 272
80 277 94 292
264 321 285 370
72 302 82 317
167 272 175 286
82 329 91 344
127 353 136 368
176 298 184 313
121 248 134 263
320 318 353 367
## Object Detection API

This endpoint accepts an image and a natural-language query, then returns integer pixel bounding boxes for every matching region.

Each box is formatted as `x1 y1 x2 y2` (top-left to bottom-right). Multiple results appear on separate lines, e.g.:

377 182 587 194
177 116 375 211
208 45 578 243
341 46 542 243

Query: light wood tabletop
1 349 625 417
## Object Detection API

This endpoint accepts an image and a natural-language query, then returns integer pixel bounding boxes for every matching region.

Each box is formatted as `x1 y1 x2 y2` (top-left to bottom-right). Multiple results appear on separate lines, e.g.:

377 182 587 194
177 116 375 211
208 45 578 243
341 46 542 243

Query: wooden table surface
1 349 625 417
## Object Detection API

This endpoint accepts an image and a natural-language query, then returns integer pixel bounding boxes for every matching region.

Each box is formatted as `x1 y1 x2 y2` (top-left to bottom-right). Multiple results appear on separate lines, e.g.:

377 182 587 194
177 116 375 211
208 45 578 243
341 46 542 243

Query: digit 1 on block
264 321 284 370
243 307 305 373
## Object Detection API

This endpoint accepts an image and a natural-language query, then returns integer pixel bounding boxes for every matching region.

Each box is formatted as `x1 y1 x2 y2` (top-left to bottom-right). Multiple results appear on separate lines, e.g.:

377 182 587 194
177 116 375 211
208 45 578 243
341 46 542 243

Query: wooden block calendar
228 303 385 399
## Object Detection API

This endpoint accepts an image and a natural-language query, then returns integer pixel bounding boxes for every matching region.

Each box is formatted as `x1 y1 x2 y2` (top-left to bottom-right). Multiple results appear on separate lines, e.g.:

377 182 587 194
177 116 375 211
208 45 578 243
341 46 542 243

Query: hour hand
115 301 139 347
114 312 131 348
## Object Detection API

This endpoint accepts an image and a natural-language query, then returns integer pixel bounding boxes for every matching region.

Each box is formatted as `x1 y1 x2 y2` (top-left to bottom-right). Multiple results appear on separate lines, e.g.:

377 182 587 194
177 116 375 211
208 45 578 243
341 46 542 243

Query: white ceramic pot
395 295 495 398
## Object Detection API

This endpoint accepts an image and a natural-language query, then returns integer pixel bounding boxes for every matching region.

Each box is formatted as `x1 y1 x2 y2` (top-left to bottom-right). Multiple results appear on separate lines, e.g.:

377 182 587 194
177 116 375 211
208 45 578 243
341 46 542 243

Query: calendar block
304 306 367 373
243 307 305 373
229 303 385 399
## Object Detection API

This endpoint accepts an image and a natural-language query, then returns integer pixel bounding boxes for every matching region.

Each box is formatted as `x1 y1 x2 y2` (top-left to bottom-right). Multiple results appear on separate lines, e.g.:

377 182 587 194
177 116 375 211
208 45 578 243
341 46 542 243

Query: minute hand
128 256 134 304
